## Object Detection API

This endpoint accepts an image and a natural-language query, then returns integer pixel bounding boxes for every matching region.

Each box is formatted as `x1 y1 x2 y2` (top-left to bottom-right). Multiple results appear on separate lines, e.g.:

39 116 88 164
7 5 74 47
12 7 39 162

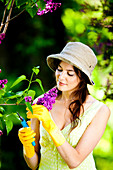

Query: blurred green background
0 0 113 169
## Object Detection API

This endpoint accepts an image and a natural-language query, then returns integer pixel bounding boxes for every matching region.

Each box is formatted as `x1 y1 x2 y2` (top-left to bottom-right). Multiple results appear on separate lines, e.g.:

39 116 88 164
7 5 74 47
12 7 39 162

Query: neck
60 91 72 102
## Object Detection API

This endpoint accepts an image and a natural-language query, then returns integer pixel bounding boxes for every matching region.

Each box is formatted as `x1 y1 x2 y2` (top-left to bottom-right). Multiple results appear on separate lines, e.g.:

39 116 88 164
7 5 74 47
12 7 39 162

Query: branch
0 103 25 105
1 9 25 27
3 0 15 34
0 0 11 32
1 0 39 28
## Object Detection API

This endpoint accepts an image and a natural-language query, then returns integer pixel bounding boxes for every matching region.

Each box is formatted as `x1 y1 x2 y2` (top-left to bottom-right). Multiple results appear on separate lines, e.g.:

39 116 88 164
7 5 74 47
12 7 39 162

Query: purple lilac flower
37 0 61 16
0 33 5 44
24 96 32 103
36 87 58 111
0 130 3 136
0 79 8 89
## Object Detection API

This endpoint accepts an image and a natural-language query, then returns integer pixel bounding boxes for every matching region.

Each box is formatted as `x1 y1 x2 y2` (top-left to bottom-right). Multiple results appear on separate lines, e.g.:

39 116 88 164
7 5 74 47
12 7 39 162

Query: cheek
69 76 80 86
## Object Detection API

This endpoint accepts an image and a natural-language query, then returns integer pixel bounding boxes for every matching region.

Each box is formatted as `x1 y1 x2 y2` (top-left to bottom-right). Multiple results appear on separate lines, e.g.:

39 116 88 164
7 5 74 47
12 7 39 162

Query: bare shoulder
98 103 111 117
93 102 111 123
87 95 111 118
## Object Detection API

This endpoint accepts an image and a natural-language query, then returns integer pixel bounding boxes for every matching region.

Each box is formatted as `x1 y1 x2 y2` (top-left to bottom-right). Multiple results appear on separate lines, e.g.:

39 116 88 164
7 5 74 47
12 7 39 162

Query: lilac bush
0 0 61 44
37 0 61 16
0 0 61 135
0 66 44 134
0 70 8 89
0 130 3 136
0 33 5 44
0 67 57 135
24 96 32 102
36 87 58 111
0 79 8 89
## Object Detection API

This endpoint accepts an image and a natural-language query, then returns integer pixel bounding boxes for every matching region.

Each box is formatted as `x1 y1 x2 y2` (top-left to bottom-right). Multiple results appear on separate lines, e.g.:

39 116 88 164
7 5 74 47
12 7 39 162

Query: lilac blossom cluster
0 33 5 44
0 130 3 136
24 96 32 103
37 0 61 16
36 87 58 111
0 79 8 89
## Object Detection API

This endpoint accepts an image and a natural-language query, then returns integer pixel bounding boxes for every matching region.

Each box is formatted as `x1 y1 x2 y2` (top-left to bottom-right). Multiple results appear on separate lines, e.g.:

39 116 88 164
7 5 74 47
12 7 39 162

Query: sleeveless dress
38 100 103 170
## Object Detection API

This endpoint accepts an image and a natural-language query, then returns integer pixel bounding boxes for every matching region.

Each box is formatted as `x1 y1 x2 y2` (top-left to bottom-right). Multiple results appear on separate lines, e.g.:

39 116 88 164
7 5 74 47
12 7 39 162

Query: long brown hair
69 67 90 131
56 65 90 131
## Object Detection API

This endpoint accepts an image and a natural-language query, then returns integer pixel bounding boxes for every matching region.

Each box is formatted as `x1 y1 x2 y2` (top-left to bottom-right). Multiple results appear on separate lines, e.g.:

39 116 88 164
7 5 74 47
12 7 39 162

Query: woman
18 42 110 170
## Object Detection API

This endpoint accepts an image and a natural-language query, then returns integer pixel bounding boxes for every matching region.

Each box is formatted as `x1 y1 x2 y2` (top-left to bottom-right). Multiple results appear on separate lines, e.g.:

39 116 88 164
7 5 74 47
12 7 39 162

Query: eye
67 72 74 76
57 68 62 72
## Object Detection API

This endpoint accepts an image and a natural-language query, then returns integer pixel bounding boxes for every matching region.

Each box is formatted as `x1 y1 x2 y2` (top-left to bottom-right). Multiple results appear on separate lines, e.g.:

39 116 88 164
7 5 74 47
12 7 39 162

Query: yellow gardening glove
27 104 66 147
18 121 36 158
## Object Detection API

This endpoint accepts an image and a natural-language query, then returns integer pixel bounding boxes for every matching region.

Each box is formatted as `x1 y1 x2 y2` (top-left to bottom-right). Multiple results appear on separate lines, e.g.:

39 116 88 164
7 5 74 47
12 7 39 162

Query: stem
28 71 34 90
1 0 39 28
0 0 11 32
11 72 34 105
1 9 25 27
3 0 15 34
0 103 25 105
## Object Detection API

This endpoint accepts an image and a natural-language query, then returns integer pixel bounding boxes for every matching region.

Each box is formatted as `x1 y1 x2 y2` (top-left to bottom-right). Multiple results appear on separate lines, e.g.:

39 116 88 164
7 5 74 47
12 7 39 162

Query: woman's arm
57 104 111 169
24 118 40 170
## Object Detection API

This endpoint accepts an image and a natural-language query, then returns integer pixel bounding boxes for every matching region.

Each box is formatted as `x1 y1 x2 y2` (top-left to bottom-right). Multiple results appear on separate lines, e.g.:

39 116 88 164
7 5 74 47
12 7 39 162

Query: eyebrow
58 64 75 72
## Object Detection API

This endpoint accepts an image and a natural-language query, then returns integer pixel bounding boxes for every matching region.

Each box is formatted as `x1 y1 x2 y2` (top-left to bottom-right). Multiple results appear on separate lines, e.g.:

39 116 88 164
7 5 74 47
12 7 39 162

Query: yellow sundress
38 100 103 170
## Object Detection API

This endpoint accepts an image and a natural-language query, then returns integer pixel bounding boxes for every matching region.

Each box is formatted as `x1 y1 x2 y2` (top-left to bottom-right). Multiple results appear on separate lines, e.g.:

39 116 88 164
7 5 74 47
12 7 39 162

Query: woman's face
55 61 80 92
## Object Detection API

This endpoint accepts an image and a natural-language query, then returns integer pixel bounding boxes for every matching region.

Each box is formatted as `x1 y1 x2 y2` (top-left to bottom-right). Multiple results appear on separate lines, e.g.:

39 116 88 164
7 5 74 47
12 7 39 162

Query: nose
59 71 66 79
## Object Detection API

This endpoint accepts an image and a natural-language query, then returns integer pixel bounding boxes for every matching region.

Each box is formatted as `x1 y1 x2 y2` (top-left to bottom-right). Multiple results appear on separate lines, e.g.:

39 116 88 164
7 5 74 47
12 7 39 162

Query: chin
57 85 76 94
57 85 69 92
57 82 74 92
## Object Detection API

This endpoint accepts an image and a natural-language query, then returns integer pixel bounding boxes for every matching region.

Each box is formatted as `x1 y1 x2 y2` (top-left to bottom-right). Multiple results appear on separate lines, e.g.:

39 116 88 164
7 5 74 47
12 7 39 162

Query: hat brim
47 54 94 85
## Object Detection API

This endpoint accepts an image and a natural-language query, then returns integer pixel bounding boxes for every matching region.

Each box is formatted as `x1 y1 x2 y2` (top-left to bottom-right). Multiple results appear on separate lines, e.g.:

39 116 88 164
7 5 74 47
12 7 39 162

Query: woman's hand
18 121 36 158
27 104 66 147
27 104 54 132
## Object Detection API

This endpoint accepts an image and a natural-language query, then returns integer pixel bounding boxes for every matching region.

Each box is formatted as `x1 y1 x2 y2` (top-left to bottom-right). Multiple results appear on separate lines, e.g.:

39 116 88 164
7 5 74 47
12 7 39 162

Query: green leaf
0 113 3 117
16 91 24 97
7 91 24 99
26 5 38 18
6 0 12 10
5 119 13 135
7 94 18 99
35 79 44 92
27 90 36 99
25 102 33 114
15 0 27 7
0 106 5 113
32 66 40 75
0 89 5 96
10 75 26 88
12 113 21 121
32 0 37 3
0 119 3 129
3 91 14 98
36 0 45 10
1 0 4 3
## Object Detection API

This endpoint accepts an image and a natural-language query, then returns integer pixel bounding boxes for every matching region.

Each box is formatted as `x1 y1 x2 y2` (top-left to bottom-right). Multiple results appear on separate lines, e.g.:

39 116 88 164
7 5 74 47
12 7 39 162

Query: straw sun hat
47 42 97 85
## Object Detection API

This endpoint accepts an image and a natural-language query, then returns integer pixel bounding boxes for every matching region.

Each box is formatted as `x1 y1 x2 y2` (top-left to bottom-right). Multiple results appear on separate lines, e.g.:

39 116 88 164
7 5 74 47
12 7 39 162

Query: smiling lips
59 81 67 86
